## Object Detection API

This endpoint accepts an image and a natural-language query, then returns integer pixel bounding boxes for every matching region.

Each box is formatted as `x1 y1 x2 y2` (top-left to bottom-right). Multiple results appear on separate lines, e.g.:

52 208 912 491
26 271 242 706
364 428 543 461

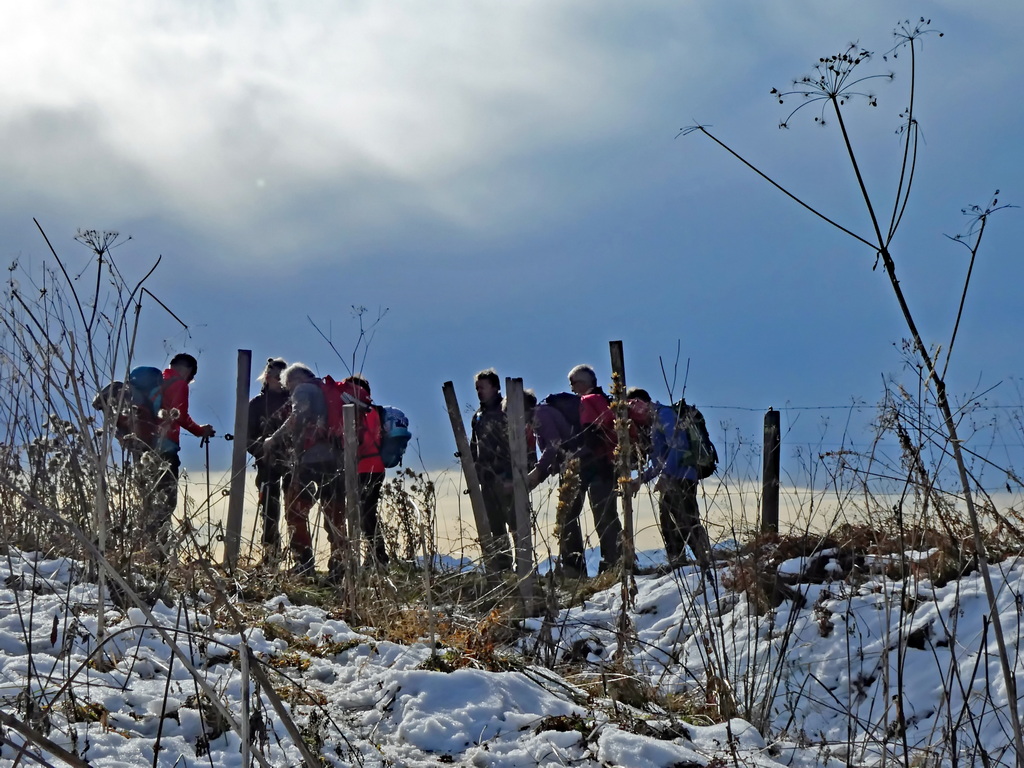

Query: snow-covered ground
0 546 1020 767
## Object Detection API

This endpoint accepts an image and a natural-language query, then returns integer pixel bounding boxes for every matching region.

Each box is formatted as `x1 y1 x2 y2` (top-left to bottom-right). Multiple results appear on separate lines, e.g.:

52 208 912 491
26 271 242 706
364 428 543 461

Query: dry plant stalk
554 458 580 545
687 18 1024 765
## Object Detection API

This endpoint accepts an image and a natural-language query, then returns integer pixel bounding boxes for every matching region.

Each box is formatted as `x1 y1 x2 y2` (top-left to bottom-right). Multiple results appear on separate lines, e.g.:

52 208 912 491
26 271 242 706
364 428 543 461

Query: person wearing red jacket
151 353 215 545
341 376 389 570
525 365 623 578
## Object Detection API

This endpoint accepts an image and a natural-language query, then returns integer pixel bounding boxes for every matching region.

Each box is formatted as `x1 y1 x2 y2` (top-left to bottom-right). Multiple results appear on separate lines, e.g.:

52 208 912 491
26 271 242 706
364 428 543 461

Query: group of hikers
246 358 396 581
471 365 717 579
98 355 719 581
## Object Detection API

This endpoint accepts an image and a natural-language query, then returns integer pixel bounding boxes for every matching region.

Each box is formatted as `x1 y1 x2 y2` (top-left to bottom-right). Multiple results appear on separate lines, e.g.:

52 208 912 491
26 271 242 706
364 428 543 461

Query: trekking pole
202 434 212 557
252 480 267 561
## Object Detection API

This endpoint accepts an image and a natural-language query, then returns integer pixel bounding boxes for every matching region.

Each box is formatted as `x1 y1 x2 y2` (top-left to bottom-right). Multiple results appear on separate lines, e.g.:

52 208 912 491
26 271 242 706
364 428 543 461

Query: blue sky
2 1 1022 477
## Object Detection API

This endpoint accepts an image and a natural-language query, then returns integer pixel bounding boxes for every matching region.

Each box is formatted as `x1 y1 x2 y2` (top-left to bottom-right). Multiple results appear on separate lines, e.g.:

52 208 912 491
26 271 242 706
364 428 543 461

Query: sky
2 1 1023 478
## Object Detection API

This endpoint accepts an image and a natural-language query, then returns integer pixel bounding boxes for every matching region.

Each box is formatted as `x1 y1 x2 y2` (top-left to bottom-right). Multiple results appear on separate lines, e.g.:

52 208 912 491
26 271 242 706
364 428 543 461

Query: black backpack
542 391 622 461
540 392 583 455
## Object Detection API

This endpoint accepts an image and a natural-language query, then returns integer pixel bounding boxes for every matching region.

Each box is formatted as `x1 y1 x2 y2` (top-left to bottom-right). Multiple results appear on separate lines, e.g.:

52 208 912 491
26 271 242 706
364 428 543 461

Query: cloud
2 1 1022 266
1 1 695 259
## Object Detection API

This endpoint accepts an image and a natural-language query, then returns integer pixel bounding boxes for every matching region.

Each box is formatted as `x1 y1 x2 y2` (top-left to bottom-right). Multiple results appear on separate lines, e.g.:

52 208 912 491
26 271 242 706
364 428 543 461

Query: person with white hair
263 363 346 578
525 365 623 578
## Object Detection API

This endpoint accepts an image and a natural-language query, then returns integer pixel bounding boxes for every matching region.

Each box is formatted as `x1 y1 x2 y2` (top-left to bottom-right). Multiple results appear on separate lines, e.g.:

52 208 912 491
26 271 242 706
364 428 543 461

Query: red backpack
319 376 347 443
318 376 380 450
579 392 618 462
542 392 619 464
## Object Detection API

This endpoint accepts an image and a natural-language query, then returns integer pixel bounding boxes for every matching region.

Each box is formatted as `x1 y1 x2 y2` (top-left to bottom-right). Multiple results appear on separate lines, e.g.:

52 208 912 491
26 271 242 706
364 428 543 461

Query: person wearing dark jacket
247 358 290 559
470 369 514 571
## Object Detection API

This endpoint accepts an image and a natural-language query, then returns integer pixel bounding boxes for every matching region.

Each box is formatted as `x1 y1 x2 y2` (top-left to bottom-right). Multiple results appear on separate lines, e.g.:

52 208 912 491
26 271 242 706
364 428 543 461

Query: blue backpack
378 406 411 468
128 366 166 416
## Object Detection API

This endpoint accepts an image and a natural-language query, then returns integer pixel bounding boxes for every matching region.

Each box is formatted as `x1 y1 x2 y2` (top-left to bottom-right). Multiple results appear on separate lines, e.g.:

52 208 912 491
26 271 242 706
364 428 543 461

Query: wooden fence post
609 340 636 609
761 407 781 534
343 403 361 606
223 349 252 569
505 377 535 608
441 381 498 571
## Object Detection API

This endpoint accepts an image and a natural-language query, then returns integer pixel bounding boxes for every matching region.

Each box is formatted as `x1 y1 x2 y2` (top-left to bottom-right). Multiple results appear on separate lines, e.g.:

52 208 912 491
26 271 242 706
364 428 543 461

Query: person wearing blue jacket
630 398 712 570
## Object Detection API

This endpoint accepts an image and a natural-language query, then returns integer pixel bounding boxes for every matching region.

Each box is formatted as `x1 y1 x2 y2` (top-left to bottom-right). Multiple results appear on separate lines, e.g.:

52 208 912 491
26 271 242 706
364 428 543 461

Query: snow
0 547 1021 766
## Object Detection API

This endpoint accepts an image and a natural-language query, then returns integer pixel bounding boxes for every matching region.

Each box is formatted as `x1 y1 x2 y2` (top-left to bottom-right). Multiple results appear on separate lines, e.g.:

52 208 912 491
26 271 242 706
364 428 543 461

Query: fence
207 343 1024 583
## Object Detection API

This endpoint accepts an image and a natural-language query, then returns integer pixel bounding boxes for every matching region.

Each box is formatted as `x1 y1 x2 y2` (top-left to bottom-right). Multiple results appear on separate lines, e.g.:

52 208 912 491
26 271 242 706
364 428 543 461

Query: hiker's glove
200 424 216 439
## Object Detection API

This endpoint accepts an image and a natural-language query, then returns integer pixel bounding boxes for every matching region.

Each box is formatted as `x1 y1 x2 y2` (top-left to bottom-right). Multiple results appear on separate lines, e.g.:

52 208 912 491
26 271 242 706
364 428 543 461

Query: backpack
541 393 584 454
128 366 166 416
543 392 582 429
377 406 411 468
579 391 617 461
551 389 617 435
92 366 166 449
319 376 347 443
673 400 718 479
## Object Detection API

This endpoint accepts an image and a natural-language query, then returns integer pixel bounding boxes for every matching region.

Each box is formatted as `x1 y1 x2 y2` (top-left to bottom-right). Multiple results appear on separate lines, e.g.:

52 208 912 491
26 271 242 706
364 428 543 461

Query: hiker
151 353 216 541
470 369 514 571
626 387 654 470
93 380 158 461
247 357 291 561
568 364 618 462
526 365 623 577
340 375 389 570
262 363 346 578
629 397 716 571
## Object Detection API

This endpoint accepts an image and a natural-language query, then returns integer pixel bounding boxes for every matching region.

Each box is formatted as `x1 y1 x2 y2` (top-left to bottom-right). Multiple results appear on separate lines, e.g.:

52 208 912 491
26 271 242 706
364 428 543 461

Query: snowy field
0 546 1021 767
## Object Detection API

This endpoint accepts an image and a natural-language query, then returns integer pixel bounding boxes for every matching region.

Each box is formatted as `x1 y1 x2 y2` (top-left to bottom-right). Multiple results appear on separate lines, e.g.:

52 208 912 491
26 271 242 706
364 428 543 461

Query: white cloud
1 1 674 254
1 1 1021 261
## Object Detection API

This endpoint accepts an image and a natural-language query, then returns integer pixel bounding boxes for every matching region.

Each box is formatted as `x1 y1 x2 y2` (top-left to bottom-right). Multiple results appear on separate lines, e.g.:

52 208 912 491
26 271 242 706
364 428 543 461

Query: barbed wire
700 403 1024 412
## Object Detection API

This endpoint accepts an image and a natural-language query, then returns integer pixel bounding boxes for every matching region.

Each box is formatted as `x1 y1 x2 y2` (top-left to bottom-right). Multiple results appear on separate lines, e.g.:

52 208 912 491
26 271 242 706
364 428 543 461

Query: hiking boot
260 544 283 570
489 552 514 572
289 548 316 578
327 553 347 585
666 553 689 571
361 555 389 573
557 562 586 583
598 558 638 576
701 565 719 588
